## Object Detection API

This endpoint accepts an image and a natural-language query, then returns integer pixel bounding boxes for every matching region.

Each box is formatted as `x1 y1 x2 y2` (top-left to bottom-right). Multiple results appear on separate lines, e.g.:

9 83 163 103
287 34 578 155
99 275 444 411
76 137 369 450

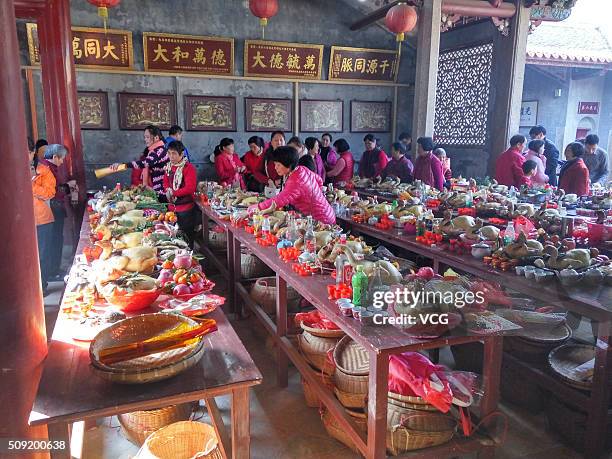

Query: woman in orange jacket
29 138 56 294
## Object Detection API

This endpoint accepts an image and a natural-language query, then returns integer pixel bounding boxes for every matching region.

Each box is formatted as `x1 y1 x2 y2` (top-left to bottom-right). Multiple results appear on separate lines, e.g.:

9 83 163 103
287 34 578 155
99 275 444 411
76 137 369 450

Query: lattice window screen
434 42 494 146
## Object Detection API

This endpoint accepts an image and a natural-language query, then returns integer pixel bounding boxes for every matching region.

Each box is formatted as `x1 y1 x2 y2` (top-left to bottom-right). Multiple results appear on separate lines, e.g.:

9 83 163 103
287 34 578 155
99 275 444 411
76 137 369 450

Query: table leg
477 335 503 459
229 233 238 317
276 274 289 388
205 397 231 459
47 422 71 459
231 388 250 459
584 320 611 459
366 351 388 459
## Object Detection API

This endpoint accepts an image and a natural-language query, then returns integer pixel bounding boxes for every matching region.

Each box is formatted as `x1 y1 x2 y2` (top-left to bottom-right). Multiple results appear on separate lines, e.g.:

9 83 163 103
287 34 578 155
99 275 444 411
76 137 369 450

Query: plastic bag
264 184 279 198
294 311 340 330
514 216 535 238
388 352 453 412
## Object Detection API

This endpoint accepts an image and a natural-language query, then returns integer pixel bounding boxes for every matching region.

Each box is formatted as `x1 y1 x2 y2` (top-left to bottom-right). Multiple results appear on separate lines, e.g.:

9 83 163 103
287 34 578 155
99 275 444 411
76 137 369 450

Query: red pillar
38 0 86 202
0 0 49 449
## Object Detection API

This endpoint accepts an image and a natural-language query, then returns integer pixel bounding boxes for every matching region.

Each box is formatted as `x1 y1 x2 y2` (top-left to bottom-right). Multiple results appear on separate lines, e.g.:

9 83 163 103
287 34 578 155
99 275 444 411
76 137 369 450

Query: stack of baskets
332 336 369 410
241 247 273 279
298 322 344 408
135 421 222 459
386 392 456 455
118 404 194 446
250 277 302 315
321 407 368 454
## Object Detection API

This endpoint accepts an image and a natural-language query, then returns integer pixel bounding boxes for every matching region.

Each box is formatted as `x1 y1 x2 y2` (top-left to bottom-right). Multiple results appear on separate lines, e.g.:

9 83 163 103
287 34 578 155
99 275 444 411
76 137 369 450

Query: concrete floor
41 274 603 459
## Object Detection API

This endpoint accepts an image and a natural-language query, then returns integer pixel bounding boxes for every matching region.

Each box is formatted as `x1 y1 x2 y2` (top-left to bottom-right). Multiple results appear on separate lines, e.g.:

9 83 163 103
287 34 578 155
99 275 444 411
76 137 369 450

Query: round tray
548 344 595 391
89 313 205 384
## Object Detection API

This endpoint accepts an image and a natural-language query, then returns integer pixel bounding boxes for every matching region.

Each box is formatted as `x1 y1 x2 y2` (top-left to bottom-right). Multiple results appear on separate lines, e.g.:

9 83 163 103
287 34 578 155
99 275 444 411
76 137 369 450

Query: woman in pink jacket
248 146 335 225
524 139 548 186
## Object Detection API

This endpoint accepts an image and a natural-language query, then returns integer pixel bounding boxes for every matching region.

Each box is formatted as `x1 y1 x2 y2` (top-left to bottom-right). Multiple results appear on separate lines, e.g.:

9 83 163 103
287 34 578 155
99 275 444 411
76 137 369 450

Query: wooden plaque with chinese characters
26 23 133 70
143 33 234 75
244 40 323 80
329 46 397 83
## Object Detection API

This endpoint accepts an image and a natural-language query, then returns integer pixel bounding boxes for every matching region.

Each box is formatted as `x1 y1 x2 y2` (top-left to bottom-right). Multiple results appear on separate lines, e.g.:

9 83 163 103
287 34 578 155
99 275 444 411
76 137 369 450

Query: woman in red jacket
247 146 335 225
163 140 198 247
242 136 267 192
263 131 286 187
358 134 388 178
327 138 354 185
214 138 246 189
558 142 590 196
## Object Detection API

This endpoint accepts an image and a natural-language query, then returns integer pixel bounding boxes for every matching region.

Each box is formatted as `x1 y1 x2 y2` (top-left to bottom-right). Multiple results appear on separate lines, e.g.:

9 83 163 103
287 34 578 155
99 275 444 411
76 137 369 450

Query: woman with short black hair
242 135 267 192
247 146 335 224
263 131 286 187
558 142 590 196
288 136 316 174
327 138 354 185
358 134 388 178
413 137 444 191
320 132 337 171
214 137 246 189
304 136 325 181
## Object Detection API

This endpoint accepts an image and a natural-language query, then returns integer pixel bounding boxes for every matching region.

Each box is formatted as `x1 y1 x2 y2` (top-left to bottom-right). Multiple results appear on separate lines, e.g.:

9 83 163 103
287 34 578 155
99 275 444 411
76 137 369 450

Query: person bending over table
111 125 169 199
163 140 198 247
247 146 336 225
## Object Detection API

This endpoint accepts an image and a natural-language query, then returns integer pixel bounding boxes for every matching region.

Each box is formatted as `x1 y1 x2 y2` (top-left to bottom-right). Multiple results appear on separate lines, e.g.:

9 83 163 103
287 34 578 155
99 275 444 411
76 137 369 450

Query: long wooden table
29 214 262 459
338 215 612 459
197 203 521 459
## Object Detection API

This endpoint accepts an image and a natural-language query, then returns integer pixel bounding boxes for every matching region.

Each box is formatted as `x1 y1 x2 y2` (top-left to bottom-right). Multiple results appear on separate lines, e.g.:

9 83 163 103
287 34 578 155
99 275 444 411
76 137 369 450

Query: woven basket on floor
135 421 222 459
208 226 227 251
302 369 334 408
387 414 456 455
387 401 452 431
334 387 368 409
241 249 273 279
387 392 437 411
505 324 571 363
250 276 301 315
548 344 595 391
118 404 193 446
321 408 367 454
333 336 369 408
298 331 340 373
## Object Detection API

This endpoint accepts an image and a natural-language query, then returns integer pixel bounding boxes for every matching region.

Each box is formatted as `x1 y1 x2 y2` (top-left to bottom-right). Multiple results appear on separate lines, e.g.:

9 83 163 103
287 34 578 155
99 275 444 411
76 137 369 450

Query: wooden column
411 0 442 138
37 0 86 202
488 1 531 175
0 0 48 454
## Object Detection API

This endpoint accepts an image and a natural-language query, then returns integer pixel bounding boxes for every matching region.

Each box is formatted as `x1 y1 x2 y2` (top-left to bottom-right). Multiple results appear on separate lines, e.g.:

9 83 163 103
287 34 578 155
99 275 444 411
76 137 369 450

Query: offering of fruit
158 251 214 297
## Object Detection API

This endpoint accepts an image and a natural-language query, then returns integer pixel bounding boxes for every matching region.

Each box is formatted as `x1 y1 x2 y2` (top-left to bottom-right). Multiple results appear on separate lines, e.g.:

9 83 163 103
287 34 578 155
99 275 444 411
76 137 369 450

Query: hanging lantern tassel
87 0 121 33
249 0 279 40
385 3 418 80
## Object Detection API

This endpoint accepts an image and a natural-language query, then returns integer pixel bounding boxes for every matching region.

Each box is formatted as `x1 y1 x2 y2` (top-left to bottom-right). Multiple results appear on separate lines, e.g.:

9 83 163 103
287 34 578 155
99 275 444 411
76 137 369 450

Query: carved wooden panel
434 42 494 146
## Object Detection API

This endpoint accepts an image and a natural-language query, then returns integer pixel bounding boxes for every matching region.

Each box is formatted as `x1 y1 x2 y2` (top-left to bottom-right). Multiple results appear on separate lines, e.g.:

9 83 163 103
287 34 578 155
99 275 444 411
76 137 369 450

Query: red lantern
249 0 279 38
385 3 418 43
87 0 121 30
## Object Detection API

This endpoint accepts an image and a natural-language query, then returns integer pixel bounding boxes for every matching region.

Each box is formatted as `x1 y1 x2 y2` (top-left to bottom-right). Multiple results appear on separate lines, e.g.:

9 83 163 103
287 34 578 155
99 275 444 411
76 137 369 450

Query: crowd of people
495 125 609 196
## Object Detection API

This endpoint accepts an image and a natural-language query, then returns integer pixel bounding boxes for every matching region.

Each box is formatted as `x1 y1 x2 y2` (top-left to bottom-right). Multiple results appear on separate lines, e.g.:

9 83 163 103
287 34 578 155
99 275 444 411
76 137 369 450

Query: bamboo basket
297 331 340 373
548 344 595 391
241 249 273 279
207 226 227 251
321 408 368 454
250 276 301 315
135 421 222 459
300 321 345 339
118 404 193 446
333 336 369 404
387 391 437 410
387 414 456 455
505 324 571 363
302 369 334 408
334 387 368 410
387 401 452 431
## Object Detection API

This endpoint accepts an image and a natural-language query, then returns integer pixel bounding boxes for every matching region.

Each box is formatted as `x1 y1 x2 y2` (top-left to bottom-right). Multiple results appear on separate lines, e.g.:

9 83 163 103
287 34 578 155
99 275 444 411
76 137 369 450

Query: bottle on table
503 221 516 246
262 216 271 236
366 265 386 309
351 266 368 308
285 214 299 244
304 216 316 255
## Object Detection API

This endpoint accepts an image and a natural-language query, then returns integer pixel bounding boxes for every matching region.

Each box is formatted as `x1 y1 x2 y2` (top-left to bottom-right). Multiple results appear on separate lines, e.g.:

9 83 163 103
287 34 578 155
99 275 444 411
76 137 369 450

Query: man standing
582 134 609 185
529 125 559 186
166 125 190 161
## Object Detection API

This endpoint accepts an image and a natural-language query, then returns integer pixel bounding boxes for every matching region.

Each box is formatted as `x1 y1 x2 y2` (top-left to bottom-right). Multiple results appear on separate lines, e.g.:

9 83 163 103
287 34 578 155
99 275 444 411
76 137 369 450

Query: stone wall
18 0 415 188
